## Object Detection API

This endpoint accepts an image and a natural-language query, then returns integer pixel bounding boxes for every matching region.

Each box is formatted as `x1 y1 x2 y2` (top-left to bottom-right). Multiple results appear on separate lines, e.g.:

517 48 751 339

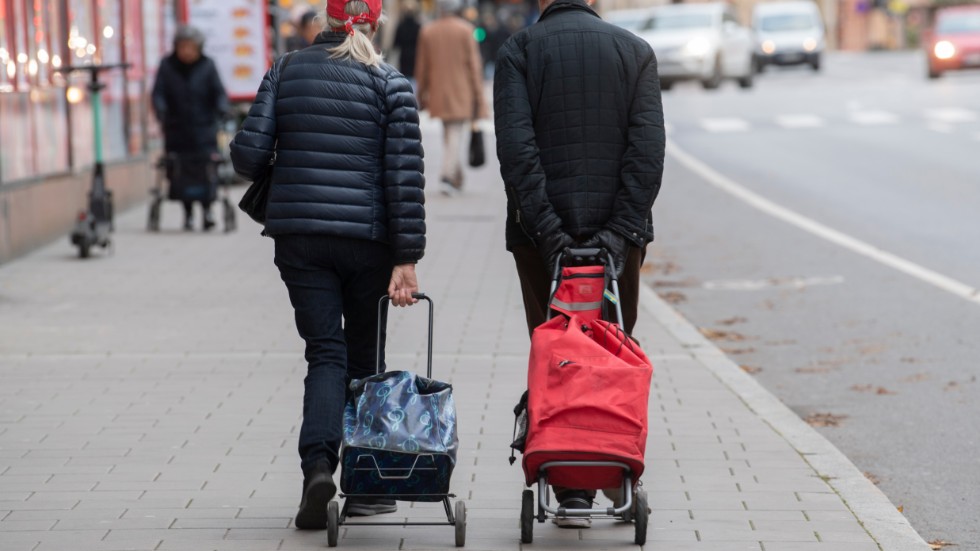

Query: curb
638 283 932 551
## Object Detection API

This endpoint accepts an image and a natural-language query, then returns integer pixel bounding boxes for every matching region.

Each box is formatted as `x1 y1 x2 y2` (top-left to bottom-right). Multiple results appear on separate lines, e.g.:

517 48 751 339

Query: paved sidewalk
0 123 930 550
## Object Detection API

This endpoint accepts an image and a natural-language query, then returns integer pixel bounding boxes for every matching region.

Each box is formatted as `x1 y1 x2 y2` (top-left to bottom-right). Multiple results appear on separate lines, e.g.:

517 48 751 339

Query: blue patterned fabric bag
340 370 458 501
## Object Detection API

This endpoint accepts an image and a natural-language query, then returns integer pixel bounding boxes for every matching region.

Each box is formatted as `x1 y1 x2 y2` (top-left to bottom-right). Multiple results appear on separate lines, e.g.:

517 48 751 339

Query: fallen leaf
863 472 880 485
804 413 848 427
740 365 762 375
897 505 903 513
699 328 749 342
660 291 687 305
721 347 756 355
717 316 747 326
928 540 956 549
796 366 836 374
875 387 897 395
944 381 959 391
902 373 930 383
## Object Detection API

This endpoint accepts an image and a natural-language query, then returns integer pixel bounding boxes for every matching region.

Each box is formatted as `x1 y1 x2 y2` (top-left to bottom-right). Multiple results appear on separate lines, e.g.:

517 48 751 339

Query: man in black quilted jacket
494 0 665 527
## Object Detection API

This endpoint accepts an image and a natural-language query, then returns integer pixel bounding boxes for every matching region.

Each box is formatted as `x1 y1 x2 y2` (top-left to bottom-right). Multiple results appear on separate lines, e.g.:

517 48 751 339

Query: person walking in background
285 9 320 51
493 0 665 527
392 0 421 80
151 25 229 231
415 0 488 196
230 0 425 528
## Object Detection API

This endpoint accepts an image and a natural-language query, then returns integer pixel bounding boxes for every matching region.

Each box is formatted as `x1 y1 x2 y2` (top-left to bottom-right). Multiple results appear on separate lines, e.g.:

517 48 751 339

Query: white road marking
775 115 825 129
669 143 980 307
850 110 899 125
924 108 978 124
703 275 845 291
700 118 750 133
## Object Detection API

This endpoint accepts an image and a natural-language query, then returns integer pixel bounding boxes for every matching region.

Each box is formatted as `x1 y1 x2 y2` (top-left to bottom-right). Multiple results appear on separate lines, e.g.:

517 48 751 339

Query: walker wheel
327 500 339 547
454 500 466 547
520 489 534 543
633 490 648 545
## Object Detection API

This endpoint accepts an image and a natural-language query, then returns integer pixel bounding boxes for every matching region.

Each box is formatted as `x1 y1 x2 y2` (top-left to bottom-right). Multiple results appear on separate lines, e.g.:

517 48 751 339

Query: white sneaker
438 179 457 197
552 496 593 529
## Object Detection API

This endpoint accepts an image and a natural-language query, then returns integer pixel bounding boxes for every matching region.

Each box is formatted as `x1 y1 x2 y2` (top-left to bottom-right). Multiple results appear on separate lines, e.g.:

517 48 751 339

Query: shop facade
0 0 180 262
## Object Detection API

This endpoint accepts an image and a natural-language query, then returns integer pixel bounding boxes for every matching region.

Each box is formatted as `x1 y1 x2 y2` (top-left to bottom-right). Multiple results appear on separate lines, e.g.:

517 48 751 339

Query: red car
926 5 980 79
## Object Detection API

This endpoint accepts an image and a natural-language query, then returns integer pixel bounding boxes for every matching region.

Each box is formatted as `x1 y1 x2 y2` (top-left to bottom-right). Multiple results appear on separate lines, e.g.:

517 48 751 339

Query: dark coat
493 0 666 250
393 15 421 78
151 54 228 155
229 33 426 265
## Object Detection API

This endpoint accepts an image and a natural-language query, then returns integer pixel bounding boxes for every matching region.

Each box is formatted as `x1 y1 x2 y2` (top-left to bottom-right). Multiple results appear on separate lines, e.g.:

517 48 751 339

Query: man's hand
537 231 575 272
388 264 420 307
583 228 629 278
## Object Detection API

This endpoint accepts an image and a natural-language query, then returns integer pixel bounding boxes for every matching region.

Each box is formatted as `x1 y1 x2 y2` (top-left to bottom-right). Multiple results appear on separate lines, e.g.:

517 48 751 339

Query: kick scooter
59 63 129 258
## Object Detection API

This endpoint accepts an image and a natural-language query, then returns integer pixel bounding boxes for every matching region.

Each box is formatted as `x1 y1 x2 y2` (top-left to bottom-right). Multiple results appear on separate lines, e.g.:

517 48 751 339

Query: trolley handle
548 248 625 327
376 293 434 379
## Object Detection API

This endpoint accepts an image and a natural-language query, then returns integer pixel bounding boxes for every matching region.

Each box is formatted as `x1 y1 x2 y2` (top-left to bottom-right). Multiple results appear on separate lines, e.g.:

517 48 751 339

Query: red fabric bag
522 314 653 489
549 266 605 321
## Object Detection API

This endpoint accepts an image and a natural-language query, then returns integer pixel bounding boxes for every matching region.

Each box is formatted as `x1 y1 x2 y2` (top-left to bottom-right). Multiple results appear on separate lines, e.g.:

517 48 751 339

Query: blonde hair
316 1 385 67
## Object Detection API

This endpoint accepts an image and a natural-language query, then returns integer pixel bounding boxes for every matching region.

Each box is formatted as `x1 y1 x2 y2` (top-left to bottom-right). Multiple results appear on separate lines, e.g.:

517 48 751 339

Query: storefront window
0 0 178 185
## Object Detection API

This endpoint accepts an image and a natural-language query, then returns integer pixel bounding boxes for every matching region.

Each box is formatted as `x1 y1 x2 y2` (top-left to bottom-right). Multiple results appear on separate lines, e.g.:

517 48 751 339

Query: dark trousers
511 242 645 501
274 235 393 476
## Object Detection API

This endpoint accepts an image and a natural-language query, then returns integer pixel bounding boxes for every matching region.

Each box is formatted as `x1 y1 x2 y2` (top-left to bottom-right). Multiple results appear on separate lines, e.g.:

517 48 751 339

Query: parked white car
637 3 755 90
604 7 656 35
752 1 825 71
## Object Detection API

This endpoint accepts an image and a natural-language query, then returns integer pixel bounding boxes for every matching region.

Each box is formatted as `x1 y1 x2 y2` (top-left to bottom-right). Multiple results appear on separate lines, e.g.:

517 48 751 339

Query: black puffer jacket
230 33 425 264
494 0 665 250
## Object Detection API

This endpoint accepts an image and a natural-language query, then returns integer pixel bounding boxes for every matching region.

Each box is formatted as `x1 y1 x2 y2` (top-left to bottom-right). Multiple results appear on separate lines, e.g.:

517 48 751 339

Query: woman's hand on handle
388 264 420 307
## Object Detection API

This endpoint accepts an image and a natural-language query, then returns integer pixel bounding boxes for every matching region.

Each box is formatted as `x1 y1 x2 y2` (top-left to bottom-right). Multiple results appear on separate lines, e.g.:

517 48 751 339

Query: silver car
753 1 826 71
637 3 755 90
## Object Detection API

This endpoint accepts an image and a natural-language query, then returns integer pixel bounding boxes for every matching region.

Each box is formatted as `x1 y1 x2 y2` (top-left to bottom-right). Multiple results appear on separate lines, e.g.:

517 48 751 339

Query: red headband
327 0 382 34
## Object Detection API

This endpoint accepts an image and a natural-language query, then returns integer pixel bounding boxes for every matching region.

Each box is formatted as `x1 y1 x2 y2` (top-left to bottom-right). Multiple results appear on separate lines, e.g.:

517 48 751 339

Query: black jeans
274 235 393 476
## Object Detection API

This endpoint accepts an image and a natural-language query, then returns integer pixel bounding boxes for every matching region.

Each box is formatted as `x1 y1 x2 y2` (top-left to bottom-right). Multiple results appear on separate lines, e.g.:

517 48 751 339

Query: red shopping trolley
514 248 653 545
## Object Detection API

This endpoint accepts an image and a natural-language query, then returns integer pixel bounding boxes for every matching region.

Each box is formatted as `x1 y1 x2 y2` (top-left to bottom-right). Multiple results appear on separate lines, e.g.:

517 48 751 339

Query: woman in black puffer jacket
230 0 425 529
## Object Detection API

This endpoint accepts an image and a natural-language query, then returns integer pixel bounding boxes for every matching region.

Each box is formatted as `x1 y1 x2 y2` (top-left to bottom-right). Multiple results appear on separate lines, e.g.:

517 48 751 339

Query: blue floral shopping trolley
327 293 466 547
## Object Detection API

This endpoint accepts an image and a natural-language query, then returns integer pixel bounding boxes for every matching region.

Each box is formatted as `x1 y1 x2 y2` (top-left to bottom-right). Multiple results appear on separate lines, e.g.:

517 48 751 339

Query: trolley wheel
327 500 339 547
520 489 534 543
454 500 466 547
633 490 649 545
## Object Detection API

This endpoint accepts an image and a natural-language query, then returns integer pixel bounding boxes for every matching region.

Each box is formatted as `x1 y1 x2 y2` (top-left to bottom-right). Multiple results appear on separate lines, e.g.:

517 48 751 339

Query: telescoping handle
375 293 434 378
548 247 625 327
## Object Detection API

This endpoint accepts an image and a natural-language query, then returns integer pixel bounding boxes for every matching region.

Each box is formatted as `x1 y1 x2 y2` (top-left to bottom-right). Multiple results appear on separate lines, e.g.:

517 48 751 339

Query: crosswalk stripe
924 108 978 123
700 118 750 133
850 111 899 125
775 115 825 129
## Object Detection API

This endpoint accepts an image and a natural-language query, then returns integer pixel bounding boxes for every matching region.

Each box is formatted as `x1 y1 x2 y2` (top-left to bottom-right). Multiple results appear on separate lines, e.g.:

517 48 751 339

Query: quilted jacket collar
540 0 600 22
313 31 349 46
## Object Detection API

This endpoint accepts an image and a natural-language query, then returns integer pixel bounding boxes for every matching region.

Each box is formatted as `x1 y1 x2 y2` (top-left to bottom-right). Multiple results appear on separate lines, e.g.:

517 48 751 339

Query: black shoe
346 497 397 517
202 211 215 231
295 463 336 530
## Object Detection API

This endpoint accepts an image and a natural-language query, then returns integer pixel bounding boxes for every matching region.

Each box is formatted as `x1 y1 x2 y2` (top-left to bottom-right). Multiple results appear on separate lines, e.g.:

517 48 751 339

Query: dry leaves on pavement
661 291 687 305
929 540 956 549
740 365 762 375
700 328 749 342
804 413 848 427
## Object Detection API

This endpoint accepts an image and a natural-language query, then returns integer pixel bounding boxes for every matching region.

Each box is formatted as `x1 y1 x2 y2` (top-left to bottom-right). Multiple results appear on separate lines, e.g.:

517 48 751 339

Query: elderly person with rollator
230 0 425 529
152 25 229 231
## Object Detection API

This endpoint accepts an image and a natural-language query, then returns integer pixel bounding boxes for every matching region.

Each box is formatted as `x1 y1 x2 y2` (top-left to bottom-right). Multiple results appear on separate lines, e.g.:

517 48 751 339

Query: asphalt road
646 51 980 548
